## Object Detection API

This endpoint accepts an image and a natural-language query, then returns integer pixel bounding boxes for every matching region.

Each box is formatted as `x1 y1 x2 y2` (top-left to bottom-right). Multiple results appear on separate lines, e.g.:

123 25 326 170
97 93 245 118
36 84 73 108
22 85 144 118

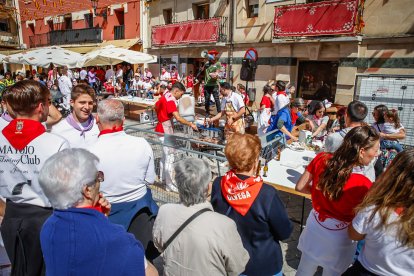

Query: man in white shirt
58 67 73 109
89 99 159 260
51 84 99 148
79 67 87 81
105 65 114 81
116 64 123 79
209 82 246 135
0 80 69 275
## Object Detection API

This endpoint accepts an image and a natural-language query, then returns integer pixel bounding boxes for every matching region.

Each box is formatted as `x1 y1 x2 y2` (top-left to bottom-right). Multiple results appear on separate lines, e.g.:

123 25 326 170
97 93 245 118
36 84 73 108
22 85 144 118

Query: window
195 3 209 19
84 13 93 28
247 0 259 18
163 9 173 24
0 19 9 32
28 23 35 35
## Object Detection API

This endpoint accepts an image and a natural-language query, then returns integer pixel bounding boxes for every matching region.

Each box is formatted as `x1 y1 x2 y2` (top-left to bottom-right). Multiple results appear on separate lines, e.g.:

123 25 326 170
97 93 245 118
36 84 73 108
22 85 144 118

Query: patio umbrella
78 45 157 67
3 46 84 68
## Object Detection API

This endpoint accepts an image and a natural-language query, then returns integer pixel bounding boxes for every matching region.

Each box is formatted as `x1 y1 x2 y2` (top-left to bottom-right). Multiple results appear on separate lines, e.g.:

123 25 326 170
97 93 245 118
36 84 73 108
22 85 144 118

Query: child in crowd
380 109 404 152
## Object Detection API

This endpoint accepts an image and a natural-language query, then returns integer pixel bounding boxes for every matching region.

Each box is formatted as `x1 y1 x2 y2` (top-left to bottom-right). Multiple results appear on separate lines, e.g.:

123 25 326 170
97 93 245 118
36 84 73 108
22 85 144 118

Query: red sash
2 119 45 150
221 171 263 216
277 90 287 96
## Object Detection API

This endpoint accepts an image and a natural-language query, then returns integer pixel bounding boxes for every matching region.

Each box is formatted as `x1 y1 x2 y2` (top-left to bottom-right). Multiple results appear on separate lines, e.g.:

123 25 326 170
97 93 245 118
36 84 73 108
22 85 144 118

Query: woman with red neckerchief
211 133 292 276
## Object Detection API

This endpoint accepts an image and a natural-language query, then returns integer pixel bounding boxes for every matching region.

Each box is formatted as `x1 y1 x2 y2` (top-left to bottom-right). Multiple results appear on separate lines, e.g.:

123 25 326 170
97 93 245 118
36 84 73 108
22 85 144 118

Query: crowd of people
0 56 412 276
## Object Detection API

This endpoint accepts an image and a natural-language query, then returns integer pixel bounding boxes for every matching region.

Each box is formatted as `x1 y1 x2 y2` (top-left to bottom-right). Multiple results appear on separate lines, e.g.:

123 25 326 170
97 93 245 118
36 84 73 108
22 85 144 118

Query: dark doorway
297 61 338 102
195 3 209 19
64 16 72 30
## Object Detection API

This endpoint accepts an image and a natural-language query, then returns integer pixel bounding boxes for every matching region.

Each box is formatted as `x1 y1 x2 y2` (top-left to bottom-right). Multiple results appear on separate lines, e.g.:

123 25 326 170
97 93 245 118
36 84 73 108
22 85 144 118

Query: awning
60 39 141 54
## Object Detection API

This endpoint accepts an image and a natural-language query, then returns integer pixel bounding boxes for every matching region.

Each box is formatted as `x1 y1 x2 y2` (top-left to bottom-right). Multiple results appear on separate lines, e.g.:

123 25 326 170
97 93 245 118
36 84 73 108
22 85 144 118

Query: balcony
0 34 18 47
29 27 103 48
0 0 14 8
151 16 228 47
114 25 125 40
273 0 361 38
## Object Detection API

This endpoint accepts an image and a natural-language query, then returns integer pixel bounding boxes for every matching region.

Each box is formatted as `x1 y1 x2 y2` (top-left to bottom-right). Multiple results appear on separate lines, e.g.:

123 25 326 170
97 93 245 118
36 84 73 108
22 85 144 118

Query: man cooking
209 82 245 138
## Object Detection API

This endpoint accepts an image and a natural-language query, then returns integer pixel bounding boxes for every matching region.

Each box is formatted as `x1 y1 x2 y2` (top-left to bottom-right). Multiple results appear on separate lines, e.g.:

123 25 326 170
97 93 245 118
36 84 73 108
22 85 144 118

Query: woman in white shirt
345 149 414 276
307 101 329 138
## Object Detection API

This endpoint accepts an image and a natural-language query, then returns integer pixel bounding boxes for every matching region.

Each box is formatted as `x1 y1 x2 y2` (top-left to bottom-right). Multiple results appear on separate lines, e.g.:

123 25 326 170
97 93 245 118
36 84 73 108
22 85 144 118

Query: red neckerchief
291 109 299 125
81 205 104 213
395 207 404 215
2 119 45 150
277 90 287 96
221 170 263 216
98 126 123 137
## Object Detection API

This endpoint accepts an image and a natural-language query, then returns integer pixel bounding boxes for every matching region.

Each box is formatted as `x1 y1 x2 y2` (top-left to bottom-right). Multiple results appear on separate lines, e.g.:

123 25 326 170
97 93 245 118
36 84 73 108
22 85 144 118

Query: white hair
97 99 124 123
39 148 99 209
173 158 211 206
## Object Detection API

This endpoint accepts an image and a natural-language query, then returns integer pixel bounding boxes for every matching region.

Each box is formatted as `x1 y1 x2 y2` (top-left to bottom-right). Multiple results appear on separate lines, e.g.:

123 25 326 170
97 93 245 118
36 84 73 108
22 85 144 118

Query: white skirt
298 209 357 274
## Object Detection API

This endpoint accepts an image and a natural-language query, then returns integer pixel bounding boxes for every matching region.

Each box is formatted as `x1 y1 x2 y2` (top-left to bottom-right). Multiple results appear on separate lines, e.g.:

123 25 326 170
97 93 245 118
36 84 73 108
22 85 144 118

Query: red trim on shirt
98 126 123 137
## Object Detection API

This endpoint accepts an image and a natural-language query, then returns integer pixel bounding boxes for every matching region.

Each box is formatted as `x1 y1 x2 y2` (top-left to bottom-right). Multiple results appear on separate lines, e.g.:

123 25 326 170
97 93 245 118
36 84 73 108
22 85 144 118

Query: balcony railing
114 25 125 40
273 0 360 38
151 16 228 47
0 0 14 8
29 27 103 48
0 34 18 47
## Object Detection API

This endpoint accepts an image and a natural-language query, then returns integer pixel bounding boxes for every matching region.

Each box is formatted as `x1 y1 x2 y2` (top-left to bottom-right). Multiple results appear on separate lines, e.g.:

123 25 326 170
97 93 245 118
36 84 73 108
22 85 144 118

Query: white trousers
159 137 177 192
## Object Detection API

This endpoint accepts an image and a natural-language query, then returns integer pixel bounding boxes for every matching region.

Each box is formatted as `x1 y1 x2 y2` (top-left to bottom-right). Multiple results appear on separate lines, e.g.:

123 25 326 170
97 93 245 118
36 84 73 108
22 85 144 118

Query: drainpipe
227 0 234 85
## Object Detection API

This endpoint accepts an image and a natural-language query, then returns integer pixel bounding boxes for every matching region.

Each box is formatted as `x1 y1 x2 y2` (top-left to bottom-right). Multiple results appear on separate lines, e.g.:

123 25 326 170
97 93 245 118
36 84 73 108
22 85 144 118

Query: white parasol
77 45 157 67
3 46 84 68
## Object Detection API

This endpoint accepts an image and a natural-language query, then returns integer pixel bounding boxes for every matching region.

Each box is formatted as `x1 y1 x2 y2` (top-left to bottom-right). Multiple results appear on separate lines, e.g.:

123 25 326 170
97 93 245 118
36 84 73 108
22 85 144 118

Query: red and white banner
152 17 220 46
274 0 359 37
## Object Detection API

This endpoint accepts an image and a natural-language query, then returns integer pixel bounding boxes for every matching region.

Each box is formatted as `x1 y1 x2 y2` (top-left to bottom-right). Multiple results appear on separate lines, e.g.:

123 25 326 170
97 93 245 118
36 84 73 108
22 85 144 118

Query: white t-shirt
353 206 414 276
220 92 245 113
58 75 73 97
50 118 99 149
271 93 290 115
88 131 155 203
116 69 123 78
0 117 9 131
381 122 404 135
105 69 114 81
79 69 87 80
0 131 69 207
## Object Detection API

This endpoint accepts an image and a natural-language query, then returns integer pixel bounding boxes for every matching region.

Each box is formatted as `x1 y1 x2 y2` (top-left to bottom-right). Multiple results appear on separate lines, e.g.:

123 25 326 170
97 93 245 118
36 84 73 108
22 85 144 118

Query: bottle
263 162 268 177
276 148 281 161
256 160 261 176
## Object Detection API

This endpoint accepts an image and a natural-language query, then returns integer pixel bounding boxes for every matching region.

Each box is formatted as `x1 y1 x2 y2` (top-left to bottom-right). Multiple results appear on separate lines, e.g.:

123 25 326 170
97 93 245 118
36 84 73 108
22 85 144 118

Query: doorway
297 61 338 103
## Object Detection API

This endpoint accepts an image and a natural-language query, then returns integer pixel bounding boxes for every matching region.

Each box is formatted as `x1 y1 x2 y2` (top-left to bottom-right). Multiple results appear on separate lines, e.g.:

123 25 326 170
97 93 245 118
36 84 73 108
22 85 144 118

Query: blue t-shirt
266 106 293 142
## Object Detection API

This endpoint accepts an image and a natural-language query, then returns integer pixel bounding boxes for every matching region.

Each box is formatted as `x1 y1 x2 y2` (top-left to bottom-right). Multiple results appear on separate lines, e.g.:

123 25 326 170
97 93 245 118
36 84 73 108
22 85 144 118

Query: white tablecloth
263 148 317 191
116 96 156 106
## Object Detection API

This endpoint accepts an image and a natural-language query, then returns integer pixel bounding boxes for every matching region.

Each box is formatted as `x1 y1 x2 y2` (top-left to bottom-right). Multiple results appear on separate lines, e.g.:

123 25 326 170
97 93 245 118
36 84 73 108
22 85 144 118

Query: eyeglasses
96 171 104 183
298 107 307 112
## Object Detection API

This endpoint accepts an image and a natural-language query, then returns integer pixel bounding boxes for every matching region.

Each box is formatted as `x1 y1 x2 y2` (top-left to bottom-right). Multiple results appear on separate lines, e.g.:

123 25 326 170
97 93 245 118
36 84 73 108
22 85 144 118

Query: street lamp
90 0 107 18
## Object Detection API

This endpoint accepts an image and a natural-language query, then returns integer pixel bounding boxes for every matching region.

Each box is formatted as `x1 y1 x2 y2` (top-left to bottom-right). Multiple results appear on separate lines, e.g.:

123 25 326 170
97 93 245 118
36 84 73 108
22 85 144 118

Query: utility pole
227 0 234 85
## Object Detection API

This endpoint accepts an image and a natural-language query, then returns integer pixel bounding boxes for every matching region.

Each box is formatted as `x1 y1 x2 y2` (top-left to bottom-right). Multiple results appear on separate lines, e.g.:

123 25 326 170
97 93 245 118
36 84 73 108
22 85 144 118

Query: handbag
161 208 211 252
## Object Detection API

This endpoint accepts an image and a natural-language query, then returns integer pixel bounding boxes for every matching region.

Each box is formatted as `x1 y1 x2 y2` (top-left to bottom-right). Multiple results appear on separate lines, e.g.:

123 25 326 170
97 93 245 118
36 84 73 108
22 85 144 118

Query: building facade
18 0 142 53
145 0 414 106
